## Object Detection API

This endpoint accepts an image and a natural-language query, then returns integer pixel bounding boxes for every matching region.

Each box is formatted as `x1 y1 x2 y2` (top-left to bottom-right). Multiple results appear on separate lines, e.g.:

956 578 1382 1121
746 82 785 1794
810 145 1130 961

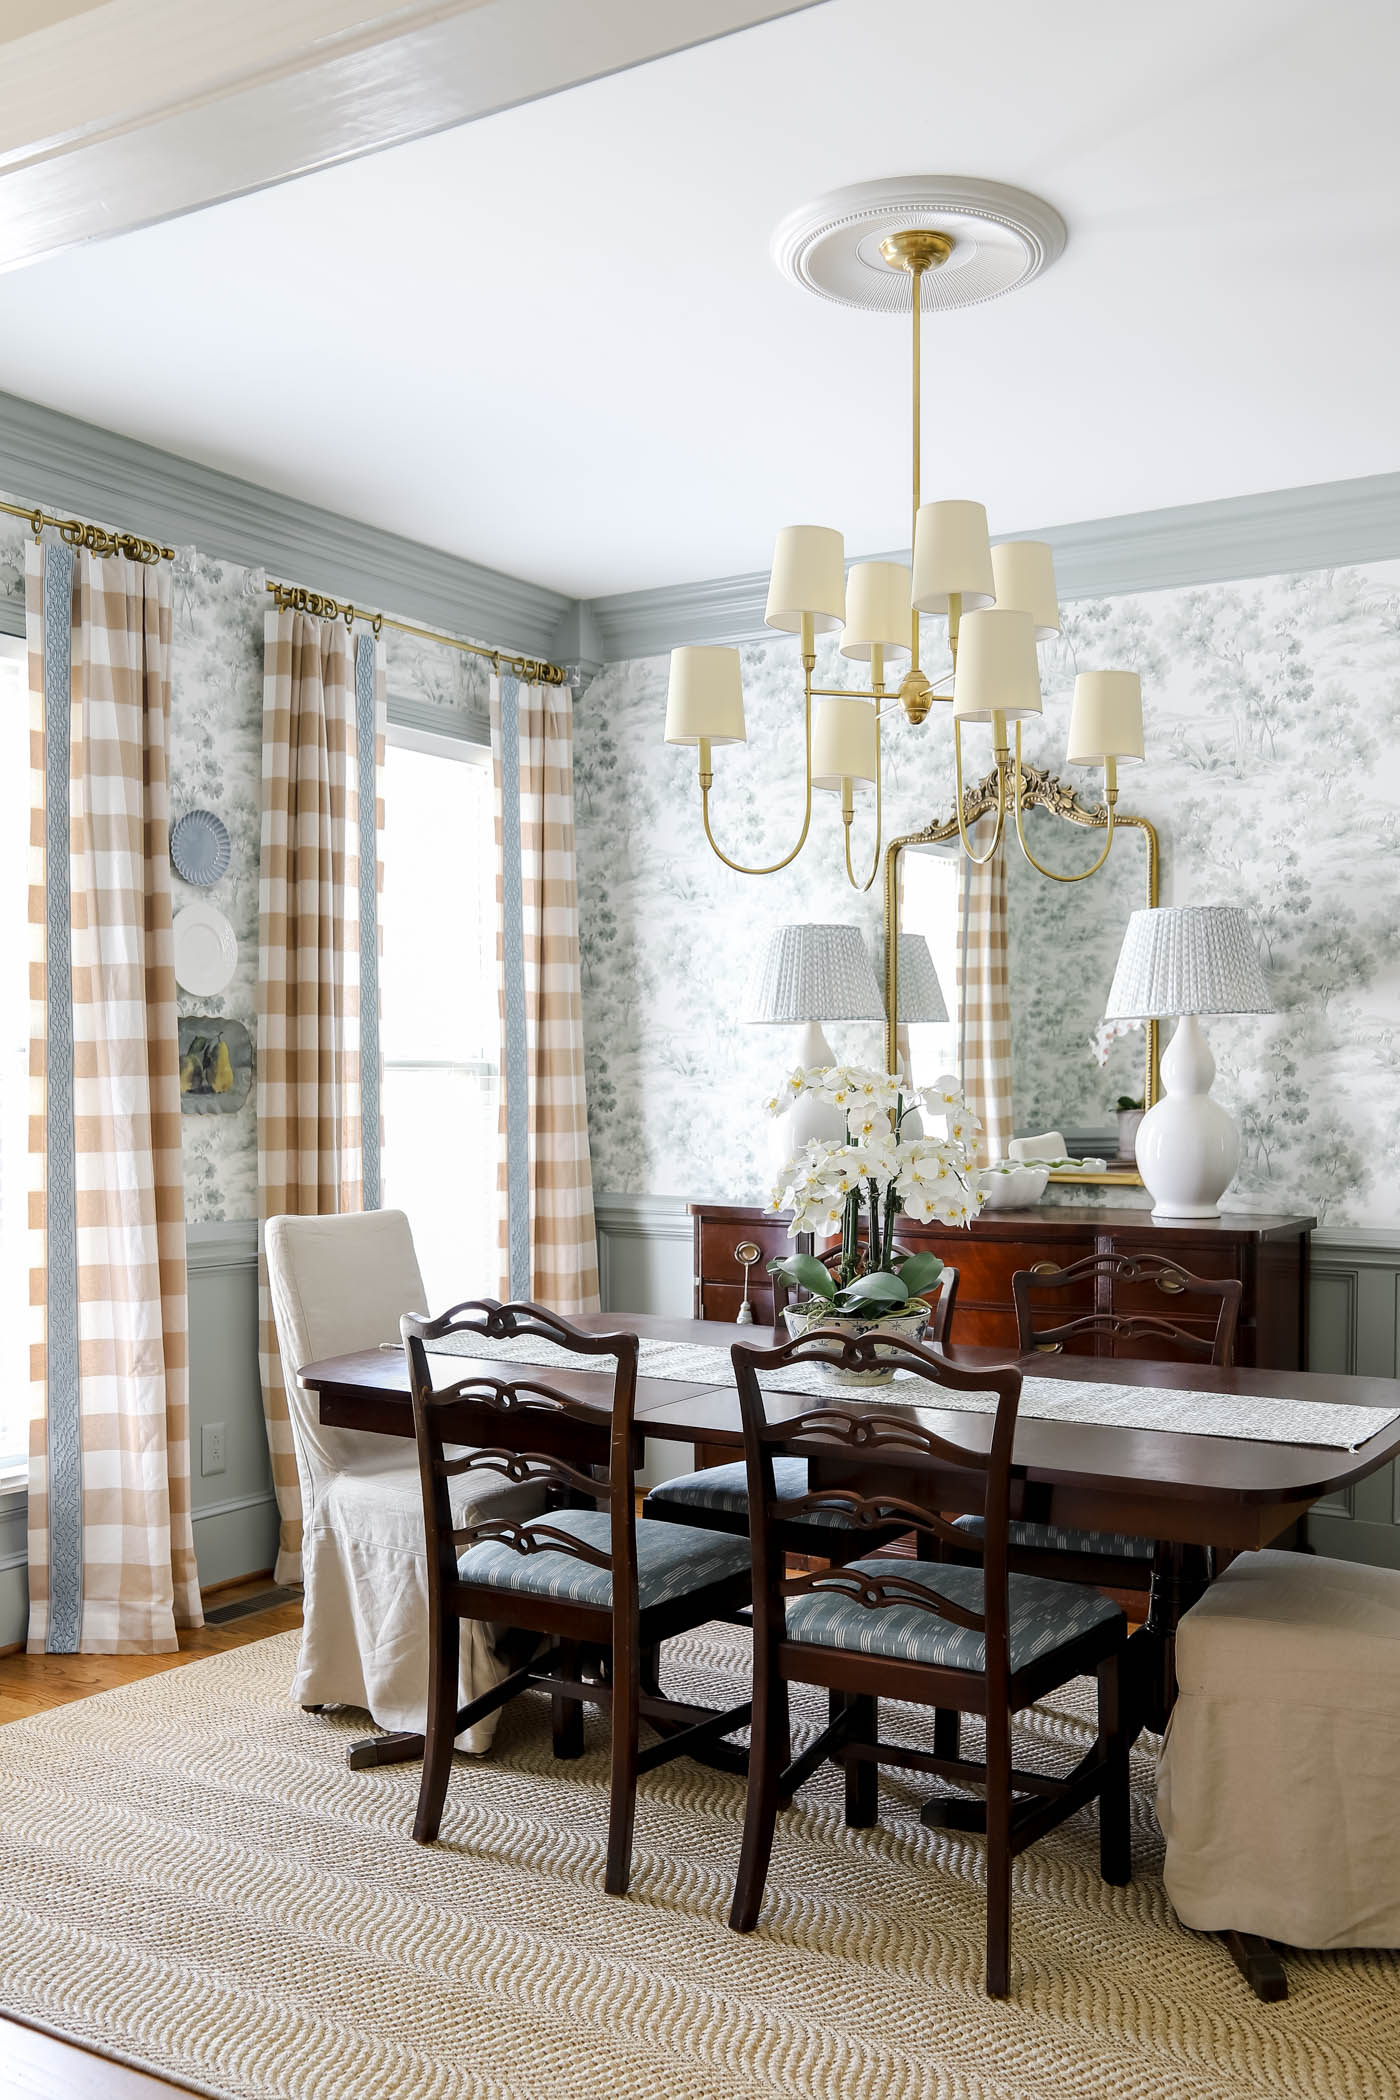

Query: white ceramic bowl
974 1162 1050 1209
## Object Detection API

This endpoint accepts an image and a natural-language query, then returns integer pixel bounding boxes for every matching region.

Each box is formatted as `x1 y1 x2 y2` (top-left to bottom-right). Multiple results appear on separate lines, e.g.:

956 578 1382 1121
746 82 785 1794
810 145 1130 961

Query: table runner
425 1332 1397 1452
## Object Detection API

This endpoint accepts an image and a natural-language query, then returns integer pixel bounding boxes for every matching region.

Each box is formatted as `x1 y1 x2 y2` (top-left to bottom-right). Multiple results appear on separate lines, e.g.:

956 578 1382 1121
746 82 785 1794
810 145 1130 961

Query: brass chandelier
663 189 1145 891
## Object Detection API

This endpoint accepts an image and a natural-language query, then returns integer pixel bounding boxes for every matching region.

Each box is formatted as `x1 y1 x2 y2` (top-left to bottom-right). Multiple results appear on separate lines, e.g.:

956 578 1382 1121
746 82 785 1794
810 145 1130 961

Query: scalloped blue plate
171 809 230 886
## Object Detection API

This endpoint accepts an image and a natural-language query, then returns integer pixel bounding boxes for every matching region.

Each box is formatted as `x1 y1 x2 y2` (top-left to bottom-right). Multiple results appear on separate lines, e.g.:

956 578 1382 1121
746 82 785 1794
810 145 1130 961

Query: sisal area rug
0 1624 1396 2100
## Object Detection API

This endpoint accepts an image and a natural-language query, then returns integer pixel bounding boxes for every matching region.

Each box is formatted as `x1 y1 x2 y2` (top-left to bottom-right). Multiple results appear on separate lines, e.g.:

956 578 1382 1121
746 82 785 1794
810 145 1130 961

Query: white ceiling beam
0 0 824 274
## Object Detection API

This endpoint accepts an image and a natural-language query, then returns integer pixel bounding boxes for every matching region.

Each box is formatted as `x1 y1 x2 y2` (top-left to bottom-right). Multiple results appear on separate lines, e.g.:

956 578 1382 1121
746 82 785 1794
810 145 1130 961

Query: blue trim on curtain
498 674 530 1300
354 631 381 1211
42 540 82 1653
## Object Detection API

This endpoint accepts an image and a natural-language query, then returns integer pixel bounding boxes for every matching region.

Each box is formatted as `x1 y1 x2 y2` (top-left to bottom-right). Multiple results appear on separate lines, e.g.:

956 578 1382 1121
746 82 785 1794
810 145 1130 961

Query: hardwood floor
0 1578 301 1724
1 1579 301 2096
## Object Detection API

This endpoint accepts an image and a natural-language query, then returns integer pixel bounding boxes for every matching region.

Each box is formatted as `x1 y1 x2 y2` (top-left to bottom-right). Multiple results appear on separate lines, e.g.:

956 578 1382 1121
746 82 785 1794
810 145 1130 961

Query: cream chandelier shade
664 647 746 746
662 179 1149 889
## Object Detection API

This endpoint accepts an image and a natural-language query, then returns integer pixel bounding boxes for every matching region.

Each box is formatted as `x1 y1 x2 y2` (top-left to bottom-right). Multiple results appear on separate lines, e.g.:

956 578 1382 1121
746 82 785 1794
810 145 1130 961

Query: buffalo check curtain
956 817 1014 1167
257 609 385 1584
490 675 599 1317
24 538 198 1656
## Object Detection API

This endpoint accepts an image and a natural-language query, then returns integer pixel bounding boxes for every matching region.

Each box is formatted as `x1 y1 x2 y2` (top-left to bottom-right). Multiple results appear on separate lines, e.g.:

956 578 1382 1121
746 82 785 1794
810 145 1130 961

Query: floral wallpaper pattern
573 559 1400 1227
8 490 1400 1232
1 501 490 1223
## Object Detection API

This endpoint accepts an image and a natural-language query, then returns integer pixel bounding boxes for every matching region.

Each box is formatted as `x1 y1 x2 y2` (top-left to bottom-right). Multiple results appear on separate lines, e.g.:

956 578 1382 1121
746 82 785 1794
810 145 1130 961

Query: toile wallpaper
0 502 489 1224
7 489 1400 1232
573 559 1400 1226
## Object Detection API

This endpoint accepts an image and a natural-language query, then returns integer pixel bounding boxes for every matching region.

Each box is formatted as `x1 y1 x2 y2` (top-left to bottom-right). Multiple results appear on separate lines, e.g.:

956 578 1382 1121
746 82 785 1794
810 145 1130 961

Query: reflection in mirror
885 770 1159 1187
1006 807 1147 1159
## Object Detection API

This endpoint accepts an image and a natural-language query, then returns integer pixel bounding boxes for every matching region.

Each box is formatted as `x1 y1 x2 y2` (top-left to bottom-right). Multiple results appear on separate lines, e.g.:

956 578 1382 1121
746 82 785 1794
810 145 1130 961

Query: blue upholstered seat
648 1457 860 1527
457 1508 750 1611
953 1514 1155 1563
785 1556 1123 1675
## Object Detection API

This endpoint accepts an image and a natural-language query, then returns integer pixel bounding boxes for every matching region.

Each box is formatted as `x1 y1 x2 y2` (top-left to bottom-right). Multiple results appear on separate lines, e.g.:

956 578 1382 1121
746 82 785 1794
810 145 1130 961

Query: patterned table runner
426 1331 1397 1452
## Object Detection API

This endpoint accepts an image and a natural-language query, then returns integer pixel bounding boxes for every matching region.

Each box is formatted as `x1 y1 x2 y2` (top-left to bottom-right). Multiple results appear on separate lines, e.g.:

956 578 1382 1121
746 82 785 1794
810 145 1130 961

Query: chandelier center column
878 227 954 727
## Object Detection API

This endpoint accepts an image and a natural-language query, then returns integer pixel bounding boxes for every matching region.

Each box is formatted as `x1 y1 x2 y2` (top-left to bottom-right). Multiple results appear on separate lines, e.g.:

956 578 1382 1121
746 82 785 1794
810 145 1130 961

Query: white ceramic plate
173 903 237 996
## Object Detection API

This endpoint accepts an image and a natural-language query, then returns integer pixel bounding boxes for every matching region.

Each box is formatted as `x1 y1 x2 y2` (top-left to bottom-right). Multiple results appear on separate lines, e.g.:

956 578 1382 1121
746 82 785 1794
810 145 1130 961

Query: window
0 632 29 1476
379 726 500 1315
901 843 961 1093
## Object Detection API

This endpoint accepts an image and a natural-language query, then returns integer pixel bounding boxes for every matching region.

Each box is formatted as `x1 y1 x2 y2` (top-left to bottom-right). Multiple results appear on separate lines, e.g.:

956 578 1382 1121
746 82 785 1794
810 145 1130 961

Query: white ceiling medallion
771 175 1067 314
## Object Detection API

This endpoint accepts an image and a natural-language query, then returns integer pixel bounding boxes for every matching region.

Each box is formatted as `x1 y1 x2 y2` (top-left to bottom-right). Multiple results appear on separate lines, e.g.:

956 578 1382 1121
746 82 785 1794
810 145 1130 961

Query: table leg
1224 1930 1288 2002
1132 1541 1211 1736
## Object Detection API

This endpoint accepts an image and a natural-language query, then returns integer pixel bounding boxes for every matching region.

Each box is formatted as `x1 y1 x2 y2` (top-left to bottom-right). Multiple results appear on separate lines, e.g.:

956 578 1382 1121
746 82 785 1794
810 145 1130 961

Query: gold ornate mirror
883 764 1160 1188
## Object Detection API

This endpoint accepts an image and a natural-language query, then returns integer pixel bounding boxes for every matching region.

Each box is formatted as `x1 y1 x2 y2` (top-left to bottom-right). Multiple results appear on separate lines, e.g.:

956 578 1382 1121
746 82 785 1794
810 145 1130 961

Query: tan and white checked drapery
257 609 385 1584
956 820 1014 1167
490 675 599 1316
24 539 198 1655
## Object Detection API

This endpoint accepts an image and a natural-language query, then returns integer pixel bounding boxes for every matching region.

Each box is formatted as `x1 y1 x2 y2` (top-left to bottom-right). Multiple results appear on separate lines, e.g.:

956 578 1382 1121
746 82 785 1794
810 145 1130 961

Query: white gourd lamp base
773 1020 845 1167
1133 1014 1241 1218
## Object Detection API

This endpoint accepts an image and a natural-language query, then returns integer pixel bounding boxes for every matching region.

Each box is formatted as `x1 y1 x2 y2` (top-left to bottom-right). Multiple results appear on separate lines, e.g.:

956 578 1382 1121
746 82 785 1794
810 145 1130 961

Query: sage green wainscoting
594 1197 1400 1568
0 1221 274 1651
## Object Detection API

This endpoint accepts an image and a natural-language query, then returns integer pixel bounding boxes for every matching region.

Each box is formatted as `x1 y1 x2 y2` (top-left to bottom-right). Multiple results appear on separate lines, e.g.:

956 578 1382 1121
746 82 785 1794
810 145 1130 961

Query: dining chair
404 1299 753 1895
264 1209 546 1757
949 1253 1243 1602
643 1264 959 1549
1157 1549 1400 1998
728 1325 1132 1998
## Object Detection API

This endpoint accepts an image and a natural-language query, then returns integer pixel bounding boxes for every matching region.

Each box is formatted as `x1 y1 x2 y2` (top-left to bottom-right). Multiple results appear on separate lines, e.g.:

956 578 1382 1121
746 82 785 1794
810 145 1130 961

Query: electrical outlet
201 1422 226 1477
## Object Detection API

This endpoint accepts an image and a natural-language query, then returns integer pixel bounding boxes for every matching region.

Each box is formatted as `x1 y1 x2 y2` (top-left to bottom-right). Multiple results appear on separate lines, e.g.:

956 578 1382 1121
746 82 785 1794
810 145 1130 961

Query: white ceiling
0 0 1397 599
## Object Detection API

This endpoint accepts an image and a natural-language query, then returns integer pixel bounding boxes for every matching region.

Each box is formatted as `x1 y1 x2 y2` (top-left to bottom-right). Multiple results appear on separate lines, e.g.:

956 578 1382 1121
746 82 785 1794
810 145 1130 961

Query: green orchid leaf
766 1253 836 1300
893 1251 944 1299
834 1270 908 1313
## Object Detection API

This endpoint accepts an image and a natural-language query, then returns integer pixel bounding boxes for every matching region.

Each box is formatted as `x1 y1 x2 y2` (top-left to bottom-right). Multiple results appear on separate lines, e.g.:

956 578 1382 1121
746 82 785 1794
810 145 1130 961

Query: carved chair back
403 1299 642 1630
732 1328 1021 1697
1011 1253 1241 1365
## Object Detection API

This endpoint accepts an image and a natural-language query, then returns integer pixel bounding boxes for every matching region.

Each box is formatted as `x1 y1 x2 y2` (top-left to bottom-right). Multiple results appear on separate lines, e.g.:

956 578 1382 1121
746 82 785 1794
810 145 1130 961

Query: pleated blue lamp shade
897 934 949 1024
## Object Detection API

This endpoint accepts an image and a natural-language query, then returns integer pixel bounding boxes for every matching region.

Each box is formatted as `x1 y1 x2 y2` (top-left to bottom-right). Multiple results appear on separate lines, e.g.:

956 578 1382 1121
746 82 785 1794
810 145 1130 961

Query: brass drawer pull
734 1241 761 1266
1029 1261 1059 1277
1035 1340 1064 1355
1156 1271 1186 1295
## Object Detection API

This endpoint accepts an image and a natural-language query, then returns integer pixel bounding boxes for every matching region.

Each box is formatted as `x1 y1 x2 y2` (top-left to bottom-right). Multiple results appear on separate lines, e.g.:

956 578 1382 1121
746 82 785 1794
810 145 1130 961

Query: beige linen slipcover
265 1210 542 1753
1157 1549 1400 1949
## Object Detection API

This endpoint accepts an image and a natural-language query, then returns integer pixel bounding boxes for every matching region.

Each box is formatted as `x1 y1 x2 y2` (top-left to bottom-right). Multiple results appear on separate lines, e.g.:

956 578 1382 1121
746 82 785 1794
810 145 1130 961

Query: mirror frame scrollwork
883 762 1161 1189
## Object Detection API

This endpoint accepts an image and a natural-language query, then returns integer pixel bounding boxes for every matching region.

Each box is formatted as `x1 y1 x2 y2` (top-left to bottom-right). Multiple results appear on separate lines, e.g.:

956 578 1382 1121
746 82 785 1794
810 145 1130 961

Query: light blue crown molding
585 471 1400 660
0 389 571 659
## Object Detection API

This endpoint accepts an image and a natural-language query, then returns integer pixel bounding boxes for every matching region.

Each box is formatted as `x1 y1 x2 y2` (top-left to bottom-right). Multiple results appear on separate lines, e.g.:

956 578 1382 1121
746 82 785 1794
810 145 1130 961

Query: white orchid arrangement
763 1062 985 1320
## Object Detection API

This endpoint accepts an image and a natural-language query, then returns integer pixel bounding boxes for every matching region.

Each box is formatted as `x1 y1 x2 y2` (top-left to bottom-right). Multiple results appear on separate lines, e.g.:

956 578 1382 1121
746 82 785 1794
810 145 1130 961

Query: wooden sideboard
691 1202 1315 1371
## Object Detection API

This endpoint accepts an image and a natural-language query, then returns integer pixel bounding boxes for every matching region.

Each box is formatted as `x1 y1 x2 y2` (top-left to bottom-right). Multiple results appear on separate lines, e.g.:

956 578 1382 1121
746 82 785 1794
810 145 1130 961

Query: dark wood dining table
302 1307 1400 1742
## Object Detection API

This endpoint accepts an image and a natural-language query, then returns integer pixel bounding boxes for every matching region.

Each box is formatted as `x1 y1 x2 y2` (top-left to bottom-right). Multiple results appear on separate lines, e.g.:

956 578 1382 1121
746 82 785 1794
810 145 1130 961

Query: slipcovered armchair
264 1209 543 1753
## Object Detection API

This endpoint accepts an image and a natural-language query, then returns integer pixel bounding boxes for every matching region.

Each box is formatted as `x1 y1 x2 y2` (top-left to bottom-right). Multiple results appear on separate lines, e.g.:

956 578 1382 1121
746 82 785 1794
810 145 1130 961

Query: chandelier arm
953 717 1006 865
842 711 883 893
698 666 814 876
1011 722 1115 880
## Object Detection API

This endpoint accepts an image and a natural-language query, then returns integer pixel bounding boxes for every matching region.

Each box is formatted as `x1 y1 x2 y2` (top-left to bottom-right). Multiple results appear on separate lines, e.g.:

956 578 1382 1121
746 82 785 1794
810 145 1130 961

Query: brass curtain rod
0 496 566 685
0 495 174 566
265 579 568 687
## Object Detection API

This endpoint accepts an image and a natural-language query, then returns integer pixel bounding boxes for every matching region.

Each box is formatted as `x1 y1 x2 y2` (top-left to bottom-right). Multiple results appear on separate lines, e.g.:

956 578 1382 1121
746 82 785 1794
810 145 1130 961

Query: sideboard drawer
700 1281 778 1325
930 1239 1095 1310
697 1216 792 1285
1108 1240 1245 1313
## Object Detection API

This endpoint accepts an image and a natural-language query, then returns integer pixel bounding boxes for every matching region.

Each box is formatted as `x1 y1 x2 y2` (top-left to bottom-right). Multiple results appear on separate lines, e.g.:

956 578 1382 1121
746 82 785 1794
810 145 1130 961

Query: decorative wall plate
173 903 237 996
178 1015 252 1114
171 809 231 886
